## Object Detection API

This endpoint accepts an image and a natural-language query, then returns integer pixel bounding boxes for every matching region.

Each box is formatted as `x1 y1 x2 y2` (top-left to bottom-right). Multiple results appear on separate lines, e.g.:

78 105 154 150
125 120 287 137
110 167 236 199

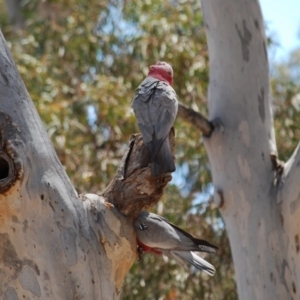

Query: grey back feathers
132 76 178 176
133 211 218 276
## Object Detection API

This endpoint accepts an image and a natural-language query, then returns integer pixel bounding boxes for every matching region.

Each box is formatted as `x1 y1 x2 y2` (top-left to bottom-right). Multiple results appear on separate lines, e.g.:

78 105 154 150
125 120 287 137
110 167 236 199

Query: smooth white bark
279 143 300 297
201 0 299 298
0 31 136 300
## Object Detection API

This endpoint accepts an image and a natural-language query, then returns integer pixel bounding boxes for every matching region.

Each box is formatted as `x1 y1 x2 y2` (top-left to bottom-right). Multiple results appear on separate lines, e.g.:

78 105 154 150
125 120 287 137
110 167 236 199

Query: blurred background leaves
1 0 299 299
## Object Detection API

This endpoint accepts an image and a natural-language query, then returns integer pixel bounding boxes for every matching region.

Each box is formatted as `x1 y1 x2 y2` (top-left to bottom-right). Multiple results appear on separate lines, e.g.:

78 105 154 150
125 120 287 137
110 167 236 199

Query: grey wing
144 212 217 253
167 221 218 253
150 82 178 141
171 251 215 276
131 78 158 143
132 80 178 144
132 97 153 143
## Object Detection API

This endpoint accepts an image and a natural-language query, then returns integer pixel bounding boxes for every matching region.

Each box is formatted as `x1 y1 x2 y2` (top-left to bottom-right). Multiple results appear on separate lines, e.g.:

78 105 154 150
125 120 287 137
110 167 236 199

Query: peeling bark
102 132 174 221
201 0 299 299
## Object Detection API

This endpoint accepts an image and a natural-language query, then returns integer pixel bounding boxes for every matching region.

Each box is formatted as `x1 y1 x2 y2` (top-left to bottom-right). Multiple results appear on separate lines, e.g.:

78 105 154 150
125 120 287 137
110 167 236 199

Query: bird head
148 61 174 85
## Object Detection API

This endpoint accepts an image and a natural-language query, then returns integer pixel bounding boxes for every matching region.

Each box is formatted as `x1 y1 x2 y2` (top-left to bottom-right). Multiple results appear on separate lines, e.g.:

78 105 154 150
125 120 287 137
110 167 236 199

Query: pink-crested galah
133 211 218 276
131 62 178 177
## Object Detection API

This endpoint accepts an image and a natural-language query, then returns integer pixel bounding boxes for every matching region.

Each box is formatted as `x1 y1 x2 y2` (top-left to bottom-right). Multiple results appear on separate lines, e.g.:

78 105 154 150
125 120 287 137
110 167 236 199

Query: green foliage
272 49 300 160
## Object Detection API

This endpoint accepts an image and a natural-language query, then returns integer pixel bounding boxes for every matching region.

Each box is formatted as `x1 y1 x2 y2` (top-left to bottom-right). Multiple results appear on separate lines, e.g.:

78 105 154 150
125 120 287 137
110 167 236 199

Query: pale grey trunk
0 31 136 299
201 0 300 299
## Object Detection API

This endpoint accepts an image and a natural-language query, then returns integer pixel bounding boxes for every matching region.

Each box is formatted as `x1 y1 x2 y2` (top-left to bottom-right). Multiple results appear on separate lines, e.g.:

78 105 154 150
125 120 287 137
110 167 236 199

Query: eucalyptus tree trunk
0 31 171 299
200 0 300 298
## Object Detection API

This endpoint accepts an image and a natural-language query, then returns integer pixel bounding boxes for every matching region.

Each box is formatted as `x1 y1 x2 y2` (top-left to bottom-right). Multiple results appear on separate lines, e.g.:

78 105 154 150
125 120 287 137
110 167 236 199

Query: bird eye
139 223 148 230
168 71 171 75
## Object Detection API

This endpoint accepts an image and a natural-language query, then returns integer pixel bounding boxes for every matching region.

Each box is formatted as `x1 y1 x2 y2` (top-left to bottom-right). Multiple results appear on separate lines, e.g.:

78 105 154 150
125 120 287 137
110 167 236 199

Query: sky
260 0 300 61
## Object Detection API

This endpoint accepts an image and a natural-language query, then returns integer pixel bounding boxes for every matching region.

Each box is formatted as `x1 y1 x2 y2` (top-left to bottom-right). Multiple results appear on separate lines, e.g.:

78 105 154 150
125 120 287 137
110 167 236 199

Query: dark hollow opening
0 157 9 179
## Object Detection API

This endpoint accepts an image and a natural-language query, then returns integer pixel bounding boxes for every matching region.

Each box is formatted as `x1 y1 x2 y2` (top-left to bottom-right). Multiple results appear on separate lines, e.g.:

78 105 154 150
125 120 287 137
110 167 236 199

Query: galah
131 62 178 177
133 211 218 276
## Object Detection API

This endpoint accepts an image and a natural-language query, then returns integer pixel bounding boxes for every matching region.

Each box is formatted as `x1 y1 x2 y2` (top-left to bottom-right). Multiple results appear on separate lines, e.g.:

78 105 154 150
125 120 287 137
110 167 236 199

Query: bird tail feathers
150 137 175 176
171 251 215 276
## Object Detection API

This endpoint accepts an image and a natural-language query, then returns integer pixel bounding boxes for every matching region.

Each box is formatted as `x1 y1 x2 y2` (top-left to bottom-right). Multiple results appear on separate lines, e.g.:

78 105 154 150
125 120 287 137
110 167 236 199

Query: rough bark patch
102 132 175 221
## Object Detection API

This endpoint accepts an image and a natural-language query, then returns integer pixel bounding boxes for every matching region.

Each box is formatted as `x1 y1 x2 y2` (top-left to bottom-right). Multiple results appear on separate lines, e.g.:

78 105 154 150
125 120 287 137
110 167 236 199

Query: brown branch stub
214 189 225 209
0 111 23 193
177 103 214 137
270 152 284 174
101 131 175 221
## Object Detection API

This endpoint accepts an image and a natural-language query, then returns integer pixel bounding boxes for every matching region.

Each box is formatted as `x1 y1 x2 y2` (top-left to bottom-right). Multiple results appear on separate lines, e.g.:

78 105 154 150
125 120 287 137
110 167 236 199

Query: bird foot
137 245 144 261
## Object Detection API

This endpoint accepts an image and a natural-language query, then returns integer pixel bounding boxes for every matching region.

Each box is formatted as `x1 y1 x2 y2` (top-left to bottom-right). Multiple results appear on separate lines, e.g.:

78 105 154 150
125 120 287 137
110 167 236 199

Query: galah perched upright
133 211 218 276
131 62 178 177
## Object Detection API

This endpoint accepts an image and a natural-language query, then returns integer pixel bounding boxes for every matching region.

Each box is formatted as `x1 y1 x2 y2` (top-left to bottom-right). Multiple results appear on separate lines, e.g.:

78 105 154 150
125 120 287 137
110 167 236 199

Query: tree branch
177 103 214 137
102 130 175 221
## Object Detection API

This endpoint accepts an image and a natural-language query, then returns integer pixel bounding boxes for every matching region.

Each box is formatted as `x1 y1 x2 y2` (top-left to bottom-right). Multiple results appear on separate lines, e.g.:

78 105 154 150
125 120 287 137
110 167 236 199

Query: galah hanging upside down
131 62 178 177
133 211 218 276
